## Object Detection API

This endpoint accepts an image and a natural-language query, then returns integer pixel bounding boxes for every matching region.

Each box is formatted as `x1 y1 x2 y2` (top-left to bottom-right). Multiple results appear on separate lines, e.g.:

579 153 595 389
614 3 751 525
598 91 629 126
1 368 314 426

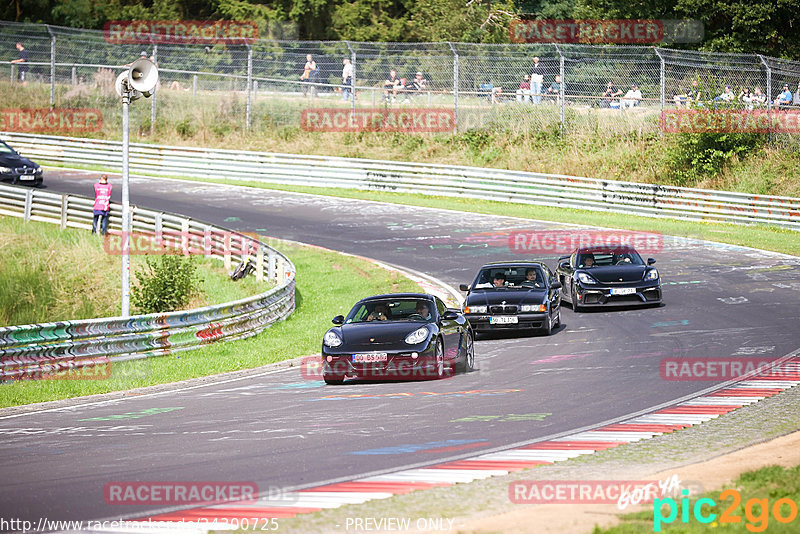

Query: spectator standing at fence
301 54 318 96
11 42 28 85
621 83 642 108
92 175 113 236
342 58 354 101
673 79 701 108
774 84 792 108
516 74 531 103
599 81 622 108
793 82 800 106
530 56 545 105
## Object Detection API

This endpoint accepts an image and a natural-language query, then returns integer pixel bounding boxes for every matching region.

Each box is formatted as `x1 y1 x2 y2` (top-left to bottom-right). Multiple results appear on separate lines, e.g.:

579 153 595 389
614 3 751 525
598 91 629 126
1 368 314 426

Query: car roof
357 293 434 303
478 261 548 268
577 245 638 253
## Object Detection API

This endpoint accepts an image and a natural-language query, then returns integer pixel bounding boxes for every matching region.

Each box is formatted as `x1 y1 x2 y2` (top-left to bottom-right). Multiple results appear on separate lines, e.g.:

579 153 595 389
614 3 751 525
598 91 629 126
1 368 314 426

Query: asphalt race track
2 169 800 525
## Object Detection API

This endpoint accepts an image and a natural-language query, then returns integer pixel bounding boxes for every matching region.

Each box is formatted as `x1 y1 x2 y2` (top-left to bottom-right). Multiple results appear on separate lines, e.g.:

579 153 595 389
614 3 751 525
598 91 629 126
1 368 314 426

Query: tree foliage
1 0 797 55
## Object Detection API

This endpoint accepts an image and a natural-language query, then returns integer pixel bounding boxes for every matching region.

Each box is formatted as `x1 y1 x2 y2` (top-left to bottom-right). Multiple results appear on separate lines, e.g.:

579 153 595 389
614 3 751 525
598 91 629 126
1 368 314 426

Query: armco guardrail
3 132 799 230
0 182 295 380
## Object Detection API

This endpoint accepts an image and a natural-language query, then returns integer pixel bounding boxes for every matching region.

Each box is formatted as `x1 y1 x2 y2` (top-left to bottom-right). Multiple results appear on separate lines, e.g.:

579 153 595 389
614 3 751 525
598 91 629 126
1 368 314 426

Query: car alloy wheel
456 332 474 373
433 338 444 379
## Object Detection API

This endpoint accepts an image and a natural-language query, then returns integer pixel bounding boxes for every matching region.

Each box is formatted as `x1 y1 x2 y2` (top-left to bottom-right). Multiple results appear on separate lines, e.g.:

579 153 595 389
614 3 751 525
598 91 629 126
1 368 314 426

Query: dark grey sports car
556 245 662 311
320 293 474 384
459 262 562 336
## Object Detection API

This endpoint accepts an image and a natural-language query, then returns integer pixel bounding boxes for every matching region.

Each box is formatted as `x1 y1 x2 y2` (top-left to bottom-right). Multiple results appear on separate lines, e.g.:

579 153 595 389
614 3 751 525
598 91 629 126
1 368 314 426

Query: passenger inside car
367 303 390 321
580 255 595 268
521 268 544 288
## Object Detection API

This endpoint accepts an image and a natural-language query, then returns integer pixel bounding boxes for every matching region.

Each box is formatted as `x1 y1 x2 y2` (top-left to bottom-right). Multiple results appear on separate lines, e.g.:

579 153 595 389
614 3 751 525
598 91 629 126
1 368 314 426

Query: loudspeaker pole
121 90 131 317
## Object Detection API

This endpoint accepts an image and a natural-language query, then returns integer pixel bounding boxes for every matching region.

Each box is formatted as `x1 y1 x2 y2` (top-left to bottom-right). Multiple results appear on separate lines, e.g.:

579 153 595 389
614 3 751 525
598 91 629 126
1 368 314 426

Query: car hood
466 288 547 306
0 152 38 170
339 321 429 348
583 265 646 283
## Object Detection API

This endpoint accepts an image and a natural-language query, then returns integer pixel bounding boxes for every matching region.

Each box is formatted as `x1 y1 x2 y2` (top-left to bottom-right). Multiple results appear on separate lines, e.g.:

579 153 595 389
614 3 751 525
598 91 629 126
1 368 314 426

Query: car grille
489 304 518 314
15 167 36 175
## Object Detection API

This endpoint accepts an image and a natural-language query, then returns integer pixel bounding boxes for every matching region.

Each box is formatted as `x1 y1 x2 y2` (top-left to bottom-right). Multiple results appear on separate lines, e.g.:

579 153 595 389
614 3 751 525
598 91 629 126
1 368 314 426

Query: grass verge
0 241 422 407
0 215 266 326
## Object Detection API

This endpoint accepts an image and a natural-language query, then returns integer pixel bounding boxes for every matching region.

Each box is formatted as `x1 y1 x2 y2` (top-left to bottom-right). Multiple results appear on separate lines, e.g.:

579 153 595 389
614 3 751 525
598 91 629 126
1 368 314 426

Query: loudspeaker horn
128 58 159 97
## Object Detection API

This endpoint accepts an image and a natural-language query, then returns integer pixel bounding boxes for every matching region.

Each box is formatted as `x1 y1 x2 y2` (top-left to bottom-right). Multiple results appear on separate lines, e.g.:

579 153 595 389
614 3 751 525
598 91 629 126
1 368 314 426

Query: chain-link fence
1 21 799 142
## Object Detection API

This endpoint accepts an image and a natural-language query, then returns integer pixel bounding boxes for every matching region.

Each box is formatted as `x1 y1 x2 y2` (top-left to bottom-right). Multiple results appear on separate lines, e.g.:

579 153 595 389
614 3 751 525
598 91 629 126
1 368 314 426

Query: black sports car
320 293 474 384
459 262 562 335
556 245 662 311
0 139 43 186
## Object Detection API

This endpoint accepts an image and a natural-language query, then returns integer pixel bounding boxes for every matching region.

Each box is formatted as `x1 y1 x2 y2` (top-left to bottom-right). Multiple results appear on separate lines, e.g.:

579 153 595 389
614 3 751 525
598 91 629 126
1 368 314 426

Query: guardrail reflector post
224 233 232 270
256 246 264 281
24 190 32 222
277 256 285 284
61 196 68 229
181 219 189 256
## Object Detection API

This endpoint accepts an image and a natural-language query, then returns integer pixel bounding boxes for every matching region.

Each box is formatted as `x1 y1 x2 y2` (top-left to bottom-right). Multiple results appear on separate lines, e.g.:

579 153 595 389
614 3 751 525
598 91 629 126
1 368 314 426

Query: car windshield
472 266 546 289
345 298 434 323
0 141 16 155
577 249 644 267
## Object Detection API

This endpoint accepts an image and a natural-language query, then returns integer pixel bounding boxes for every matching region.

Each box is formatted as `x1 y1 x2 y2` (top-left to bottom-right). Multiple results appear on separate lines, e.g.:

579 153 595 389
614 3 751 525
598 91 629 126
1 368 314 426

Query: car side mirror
647 258 656 265
551 281 562 290
442 310 458 320
459 284 470 291
559 261 569 270
332 315 344 325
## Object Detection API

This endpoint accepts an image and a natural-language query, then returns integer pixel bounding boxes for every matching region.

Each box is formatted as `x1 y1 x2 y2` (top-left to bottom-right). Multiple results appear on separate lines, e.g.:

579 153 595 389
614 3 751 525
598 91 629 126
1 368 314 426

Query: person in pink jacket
92 174 112 235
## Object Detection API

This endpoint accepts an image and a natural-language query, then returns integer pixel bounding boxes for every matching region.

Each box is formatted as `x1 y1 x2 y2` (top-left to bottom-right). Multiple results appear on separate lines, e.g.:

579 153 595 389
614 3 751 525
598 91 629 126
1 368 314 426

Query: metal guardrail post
151 44 157 135
24 189 32 222
555 44 565 137
653 47 666 138
448 42 459 133
246 44 252 131
345 42 356 114
256 245 264 281
46 25 55 107
757 54 772 144
224 233 232 271
60 195 68 229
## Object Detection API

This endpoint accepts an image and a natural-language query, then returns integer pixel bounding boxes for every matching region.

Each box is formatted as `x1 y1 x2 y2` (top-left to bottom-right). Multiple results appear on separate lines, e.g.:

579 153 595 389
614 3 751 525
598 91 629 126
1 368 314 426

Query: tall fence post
192 74 197 96
653 47 666 138
150 44 157 135
448 42 459 133
555 44 565 137
345 42 356 113
757 55 772 144
246 44 253 131
46 25 55 107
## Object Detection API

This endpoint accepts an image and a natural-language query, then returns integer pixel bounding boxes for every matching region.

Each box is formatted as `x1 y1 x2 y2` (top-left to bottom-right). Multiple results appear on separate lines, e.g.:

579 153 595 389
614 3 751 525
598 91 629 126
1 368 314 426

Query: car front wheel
456 332 474 373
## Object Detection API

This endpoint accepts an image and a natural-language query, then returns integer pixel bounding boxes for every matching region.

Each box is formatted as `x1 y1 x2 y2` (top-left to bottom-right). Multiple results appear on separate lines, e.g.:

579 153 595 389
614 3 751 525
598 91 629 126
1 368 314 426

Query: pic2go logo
654 489 799 532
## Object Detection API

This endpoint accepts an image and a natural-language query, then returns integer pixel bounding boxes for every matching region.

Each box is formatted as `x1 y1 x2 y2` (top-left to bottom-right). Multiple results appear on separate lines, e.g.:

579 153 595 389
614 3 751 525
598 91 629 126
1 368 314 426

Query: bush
666 131 768 186
132 255 201 314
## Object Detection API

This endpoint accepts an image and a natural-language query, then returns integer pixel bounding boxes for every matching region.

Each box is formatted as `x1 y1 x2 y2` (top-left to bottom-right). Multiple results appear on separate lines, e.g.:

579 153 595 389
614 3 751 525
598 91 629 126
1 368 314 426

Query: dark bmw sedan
556 245 662 311
0 139 43 186
320 293 474 384
460 262 562 336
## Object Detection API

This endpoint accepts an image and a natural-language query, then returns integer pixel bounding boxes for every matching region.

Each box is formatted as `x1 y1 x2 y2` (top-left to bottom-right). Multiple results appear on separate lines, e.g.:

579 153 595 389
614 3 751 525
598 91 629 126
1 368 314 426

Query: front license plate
490 316 518 324
611 287 637 295
353 353 388 363
19 175 34 181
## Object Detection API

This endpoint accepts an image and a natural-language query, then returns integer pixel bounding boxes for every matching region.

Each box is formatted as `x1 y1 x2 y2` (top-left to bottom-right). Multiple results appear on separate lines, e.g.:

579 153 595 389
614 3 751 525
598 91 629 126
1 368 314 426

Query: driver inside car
521 268 543 288
367 303 389 321
580 255 595 268
414 301 432 320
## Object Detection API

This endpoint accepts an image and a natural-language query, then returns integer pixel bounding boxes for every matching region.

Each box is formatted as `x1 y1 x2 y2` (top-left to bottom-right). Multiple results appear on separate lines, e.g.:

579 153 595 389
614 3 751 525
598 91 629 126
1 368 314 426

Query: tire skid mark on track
84 358 800 533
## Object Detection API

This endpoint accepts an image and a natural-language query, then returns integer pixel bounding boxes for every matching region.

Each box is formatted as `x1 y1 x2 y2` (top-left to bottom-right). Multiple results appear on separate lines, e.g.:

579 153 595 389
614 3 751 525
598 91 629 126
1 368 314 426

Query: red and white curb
89 359 800 532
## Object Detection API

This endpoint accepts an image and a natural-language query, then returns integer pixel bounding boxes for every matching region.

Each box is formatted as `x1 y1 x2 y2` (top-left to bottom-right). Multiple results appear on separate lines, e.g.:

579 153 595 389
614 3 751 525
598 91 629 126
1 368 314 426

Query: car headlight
323 330 342 347
464 305 487 314
404 326 429 345
577 272 598 284
520 304 547 312
644 269 659 281
0 166 11 173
